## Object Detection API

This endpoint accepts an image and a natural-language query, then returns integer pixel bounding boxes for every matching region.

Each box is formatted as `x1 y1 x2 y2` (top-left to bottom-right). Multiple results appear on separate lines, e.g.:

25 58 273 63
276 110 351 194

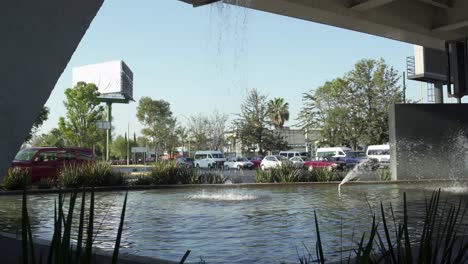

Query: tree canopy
25 106 50 143
233 89 289 154
136 97 177 158
267 98 289 129
298 59 403 148
58 82 105 150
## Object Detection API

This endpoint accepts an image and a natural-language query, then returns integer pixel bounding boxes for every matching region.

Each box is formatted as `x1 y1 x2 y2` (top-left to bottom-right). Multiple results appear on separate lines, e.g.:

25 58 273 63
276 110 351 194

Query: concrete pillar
434 81 444 104
0 0 104 178
389 104 468 180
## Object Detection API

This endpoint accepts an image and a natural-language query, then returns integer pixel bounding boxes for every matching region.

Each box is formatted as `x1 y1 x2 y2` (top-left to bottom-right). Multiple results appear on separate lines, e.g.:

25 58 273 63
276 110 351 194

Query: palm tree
267 97 290 129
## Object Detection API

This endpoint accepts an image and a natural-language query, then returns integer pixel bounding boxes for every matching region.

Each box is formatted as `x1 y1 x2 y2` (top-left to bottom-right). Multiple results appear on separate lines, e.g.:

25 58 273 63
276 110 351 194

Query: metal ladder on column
427 83 435 103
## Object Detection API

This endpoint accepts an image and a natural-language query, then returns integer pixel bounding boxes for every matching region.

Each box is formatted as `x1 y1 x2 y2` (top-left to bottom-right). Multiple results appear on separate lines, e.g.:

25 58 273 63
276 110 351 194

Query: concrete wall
0 0 104 178
389 104 468 180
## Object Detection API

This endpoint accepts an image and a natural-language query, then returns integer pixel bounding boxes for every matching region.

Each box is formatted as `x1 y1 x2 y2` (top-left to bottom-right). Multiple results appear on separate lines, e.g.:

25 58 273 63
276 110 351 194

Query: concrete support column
434 81 444 104
0 1 104 178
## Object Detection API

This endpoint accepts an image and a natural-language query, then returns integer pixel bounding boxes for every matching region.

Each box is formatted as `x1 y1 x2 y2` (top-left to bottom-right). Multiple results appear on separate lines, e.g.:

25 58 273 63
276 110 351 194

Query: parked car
247 156 263 168
176 157 194 168
304 157 344 171
260 155 291 170
224 157 253 170
194 150 226 169
338 151 367 168
289 156 313 168
11 147 95 182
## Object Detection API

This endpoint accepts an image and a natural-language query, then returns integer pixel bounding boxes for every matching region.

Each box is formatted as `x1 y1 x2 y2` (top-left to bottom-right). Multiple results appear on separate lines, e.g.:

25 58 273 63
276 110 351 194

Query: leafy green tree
58 82 105 150
267 98 289 129
136 97 177 159
298 59 403 148
31 128 64 147
111 135 128 159
25 106 50 142
233 88 288 154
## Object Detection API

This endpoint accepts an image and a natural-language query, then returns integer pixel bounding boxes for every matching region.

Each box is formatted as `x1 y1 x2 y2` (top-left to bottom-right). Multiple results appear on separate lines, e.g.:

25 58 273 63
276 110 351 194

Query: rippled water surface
0 183 467 263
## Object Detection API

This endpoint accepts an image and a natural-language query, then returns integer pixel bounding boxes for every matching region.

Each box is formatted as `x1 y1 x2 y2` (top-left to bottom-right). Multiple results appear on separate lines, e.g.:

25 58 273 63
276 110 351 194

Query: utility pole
106 102 112 161
127 123 130 165
403 72 406 103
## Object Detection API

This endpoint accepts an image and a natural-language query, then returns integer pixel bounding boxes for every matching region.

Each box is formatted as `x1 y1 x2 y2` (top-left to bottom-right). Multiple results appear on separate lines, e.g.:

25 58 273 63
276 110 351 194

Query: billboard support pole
106 102 112 161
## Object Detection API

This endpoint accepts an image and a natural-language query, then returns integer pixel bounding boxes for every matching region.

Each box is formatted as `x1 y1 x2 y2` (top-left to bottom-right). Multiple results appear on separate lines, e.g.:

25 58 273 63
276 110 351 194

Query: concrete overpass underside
183 0 468 50
2 0 468 179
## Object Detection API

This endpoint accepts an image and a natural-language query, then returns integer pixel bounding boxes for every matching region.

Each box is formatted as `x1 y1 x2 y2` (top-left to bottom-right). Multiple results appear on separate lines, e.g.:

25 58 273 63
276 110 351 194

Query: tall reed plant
59 162 127 188
3 167 31 190
308 189 468 263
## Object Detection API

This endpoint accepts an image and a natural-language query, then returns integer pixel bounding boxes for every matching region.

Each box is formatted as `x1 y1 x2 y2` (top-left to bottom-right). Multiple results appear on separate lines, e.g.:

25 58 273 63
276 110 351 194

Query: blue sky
41 0 442 137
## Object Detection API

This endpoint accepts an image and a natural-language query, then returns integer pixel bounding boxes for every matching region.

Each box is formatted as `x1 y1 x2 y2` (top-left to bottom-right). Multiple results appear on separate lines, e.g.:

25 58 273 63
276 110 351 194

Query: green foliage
378 167 392 181
199 172 226 184
148 162 226 184
233 89 289 154
58 162 127 188
3 167 31 190
314 168 334 182
308 190 468 263
136 97 178 157
111 135 137 160
25 106 49 143
298 59 403 148
255 166 340 183
58 82 105 149
255 165 302 183
36 177 56 189
267 97 290 129
20 188 128 264
31 128 65 147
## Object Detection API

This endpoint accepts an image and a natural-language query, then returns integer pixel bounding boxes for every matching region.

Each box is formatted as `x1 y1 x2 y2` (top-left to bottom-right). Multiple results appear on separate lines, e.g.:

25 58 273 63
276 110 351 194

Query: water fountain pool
0 183 467 263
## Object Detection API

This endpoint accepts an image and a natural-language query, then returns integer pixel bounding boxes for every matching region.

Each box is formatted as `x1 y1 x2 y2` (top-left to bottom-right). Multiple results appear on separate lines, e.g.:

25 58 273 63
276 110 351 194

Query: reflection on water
188 189 259 201
0 183 467 263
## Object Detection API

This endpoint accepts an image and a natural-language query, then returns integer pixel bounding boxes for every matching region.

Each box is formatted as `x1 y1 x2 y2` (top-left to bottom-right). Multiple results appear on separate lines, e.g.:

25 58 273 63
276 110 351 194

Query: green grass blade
62 192 77 262
112 190 128 264
84 189 95 264
381 202 396 263
178 250 191 264
314 211 325 264
21 189 28 264
76 189 86 262
402 193 412 264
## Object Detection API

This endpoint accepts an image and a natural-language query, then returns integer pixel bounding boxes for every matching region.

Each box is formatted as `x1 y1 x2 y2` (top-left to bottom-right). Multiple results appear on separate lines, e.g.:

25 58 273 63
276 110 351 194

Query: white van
315 147 352 159
279 151 309 159
366 144 390 163
194 150 226 169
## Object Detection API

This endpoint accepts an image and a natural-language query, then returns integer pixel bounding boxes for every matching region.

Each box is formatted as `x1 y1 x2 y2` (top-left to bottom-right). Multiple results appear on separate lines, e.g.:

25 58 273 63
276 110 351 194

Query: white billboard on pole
72 60 133 100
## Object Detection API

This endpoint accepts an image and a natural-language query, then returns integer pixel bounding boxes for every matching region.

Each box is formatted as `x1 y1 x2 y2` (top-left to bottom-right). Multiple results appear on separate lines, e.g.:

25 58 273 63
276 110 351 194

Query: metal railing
406 56 415 76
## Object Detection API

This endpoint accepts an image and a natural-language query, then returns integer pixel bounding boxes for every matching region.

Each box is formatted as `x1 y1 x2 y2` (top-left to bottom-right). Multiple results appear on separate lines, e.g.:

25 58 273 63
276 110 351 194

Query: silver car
224 157 254 170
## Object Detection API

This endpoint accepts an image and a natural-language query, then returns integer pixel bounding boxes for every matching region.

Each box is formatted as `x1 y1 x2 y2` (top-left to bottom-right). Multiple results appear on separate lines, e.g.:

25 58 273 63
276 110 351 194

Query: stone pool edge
0 231 178 264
